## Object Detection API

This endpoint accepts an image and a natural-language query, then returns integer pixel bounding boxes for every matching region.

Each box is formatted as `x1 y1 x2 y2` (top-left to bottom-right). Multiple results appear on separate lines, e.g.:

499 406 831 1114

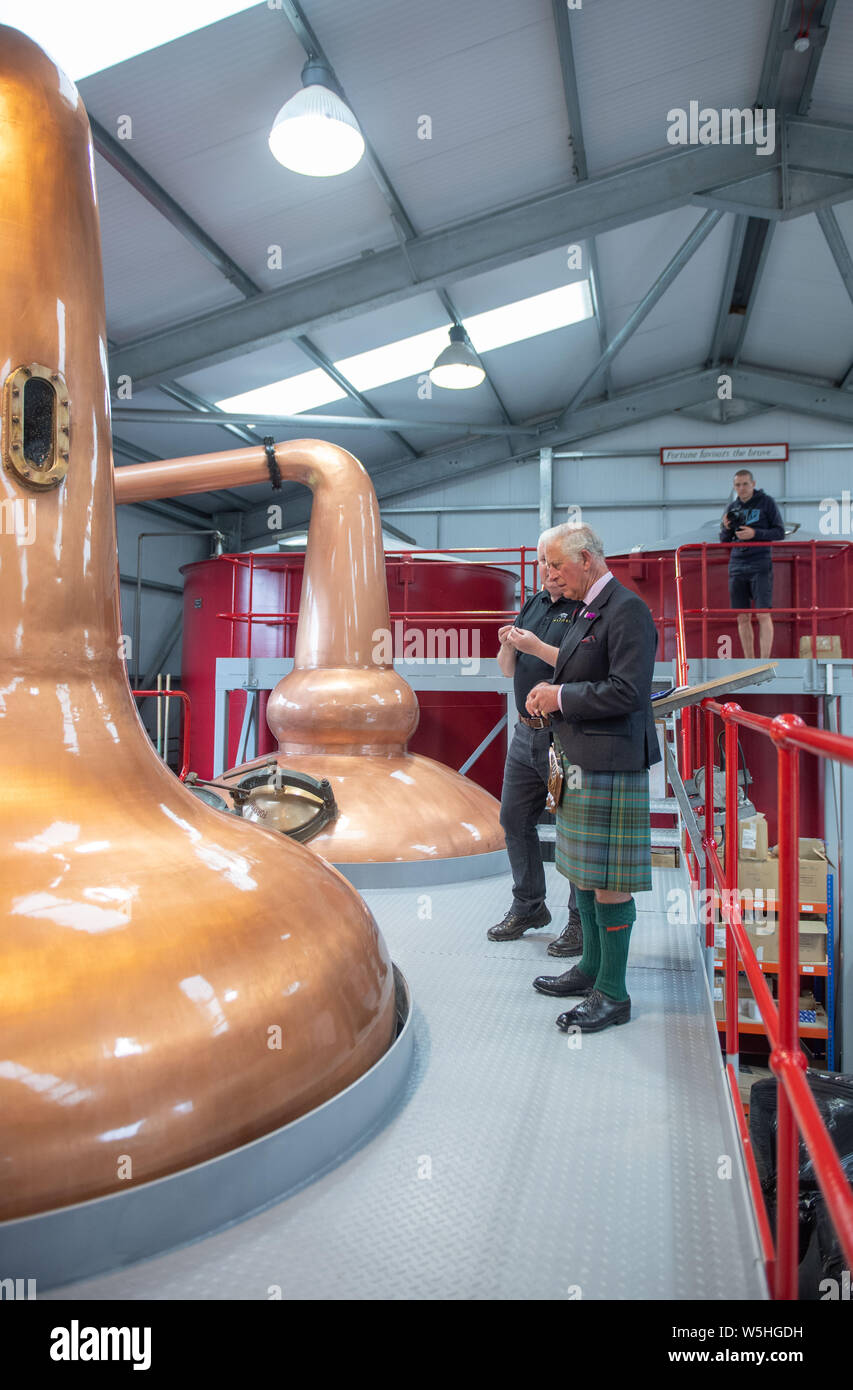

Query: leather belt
517 713 550 730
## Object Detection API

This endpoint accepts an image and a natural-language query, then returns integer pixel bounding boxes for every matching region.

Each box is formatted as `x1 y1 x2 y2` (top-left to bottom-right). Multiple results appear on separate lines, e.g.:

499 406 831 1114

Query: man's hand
526 681 561 717
735 525 756 540
506 626 542 657
497 623 515 645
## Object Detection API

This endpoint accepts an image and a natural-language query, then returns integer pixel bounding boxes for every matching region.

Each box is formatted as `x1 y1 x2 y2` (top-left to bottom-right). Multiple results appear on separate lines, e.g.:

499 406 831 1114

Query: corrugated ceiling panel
592 208 730 387
97 162 242 339
450 246 590 316
596 208 720 327
316 5 573 231
307 0 571 230
807 0 853 121
478 320 603 419
740 213 853 379
177 338 324 404
570 0 777 174
307 292 447 362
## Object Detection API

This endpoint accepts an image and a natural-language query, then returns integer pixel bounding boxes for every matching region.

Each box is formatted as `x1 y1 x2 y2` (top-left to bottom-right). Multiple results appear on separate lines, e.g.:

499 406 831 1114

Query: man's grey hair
537 525 563 554
547 522 606 561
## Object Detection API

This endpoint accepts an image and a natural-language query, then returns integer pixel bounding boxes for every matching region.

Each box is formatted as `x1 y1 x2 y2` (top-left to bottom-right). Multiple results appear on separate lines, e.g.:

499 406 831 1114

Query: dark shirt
719 487 784 570
512 589 583 714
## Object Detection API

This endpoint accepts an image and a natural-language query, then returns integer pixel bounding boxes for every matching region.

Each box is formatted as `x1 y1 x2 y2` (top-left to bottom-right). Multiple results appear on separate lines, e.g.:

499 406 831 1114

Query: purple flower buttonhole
585 610 596 619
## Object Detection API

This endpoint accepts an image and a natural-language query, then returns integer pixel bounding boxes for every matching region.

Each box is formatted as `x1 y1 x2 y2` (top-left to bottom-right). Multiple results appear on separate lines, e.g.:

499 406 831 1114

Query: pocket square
581 634 596 644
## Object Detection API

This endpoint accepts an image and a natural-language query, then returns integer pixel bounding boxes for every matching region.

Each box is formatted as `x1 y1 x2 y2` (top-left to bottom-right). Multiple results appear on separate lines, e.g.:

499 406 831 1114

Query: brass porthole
3 364 70 490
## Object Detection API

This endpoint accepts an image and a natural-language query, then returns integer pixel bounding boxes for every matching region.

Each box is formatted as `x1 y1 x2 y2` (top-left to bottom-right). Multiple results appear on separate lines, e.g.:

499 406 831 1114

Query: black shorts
729 569 773 609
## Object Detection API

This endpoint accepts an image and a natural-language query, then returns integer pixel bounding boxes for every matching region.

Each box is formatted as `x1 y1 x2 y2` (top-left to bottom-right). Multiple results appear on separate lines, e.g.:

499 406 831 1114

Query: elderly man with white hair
526 523 660 1033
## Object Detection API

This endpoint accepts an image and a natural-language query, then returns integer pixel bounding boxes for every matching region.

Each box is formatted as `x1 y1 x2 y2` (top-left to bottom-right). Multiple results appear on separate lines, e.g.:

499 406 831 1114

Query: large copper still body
0 27 396 1221
114 443 506 864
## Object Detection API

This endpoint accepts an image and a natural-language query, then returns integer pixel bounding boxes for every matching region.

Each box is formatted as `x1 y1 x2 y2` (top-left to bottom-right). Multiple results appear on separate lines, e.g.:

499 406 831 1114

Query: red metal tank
180 552 518 794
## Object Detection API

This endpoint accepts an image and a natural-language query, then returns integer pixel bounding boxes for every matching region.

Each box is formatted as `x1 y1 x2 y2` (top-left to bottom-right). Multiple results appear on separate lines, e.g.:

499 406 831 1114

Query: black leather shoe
487 905 551 942
547 911 583 958
532 964 594 997
556 989 631 1033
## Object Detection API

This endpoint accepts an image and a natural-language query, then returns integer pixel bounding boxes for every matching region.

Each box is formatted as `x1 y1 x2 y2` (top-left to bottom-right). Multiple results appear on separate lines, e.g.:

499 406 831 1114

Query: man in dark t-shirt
487 531 584 950
720 469 784 657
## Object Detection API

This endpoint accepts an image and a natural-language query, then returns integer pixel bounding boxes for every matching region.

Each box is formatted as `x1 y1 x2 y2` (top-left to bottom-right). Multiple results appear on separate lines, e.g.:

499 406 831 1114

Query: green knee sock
575 888 601 982
593 898 637 1002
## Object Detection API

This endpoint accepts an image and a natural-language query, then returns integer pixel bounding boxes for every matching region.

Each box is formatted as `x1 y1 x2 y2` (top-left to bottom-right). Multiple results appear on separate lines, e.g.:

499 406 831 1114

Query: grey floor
47 863 768 1301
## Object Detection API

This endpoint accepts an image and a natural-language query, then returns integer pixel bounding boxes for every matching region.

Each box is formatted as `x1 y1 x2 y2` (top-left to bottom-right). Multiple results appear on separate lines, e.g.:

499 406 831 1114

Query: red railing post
228 557 237 659
703 704 716 951
810 541 818 657
247 553 255 659
772 712 806 1300
674 546 692 786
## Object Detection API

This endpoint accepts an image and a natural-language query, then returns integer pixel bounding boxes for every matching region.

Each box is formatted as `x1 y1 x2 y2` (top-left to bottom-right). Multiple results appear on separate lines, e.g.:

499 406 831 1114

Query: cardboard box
799 919 827 966
798 841 829 907
746 919 778 964
736 856 779 898
715 917 826 968
768 840 830 907
799 634 843 659
738 812 769 861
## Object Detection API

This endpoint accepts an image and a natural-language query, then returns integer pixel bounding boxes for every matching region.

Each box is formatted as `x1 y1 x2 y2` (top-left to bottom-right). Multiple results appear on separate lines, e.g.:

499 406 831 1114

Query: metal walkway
47 863 767 1301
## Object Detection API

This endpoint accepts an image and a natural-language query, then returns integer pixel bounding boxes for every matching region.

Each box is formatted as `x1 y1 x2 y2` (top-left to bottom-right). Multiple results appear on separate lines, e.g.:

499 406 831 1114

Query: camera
725 502 748 531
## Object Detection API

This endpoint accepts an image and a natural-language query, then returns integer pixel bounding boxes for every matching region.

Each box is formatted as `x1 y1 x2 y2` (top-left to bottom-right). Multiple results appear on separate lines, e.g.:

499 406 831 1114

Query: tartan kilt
554 752 652 894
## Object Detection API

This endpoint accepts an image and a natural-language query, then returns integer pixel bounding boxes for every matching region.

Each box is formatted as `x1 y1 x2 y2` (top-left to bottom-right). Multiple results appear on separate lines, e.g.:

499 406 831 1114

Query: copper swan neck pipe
115 442 387 669
114 441 418 753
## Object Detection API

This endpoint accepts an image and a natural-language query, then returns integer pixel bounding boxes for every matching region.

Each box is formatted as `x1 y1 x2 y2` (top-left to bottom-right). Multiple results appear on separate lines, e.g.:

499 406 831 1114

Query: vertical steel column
539 447 553 537
774 715 804 1301
701 544 708 657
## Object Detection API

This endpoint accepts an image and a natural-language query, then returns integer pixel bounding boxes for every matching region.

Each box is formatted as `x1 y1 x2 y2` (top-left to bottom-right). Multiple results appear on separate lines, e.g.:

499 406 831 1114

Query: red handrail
134 689 192 781
674 540 853 661
697 696 853 1298
214 546 545 658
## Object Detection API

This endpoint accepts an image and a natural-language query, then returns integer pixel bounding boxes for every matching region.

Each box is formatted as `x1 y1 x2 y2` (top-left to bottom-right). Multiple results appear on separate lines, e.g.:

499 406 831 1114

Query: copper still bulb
114 438 507 865
0 26 396 1221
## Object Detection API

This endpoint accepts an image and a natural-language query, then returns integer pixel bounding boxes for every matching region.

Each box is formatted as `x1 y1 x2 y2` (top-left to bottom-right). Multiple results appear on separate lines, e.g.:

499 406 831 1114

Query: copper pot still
0 26 397 1222
114 446 506 867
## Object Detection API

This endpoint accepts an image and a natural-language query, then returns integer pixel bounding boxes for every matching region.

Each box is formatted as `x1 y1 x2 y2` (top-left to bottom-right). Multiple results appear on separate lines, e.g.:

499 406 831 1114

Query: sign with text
660 443 788 466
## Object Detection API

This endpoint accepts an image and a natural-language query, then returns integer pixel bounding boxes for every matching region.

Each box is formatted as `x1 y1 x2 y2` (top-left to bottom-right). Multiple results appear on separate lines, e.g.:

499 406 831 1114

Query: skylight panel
216 281 593 416
337 328 450 394
219 370 346 418
465 281 593 354
7 1 258 81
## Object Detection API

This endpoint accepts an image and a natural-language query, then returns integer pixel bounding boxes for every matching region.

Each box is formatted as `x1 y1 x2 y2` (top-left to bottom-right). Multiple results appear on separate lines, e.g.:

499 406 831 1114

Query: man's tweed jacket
549 577 661 773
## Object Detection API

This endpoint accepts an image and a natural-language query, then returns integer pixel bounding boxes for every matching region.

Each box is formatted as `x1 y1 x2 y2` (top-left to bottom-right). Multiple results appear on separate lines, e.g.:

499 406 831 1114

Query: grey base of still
48 863 767 1301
